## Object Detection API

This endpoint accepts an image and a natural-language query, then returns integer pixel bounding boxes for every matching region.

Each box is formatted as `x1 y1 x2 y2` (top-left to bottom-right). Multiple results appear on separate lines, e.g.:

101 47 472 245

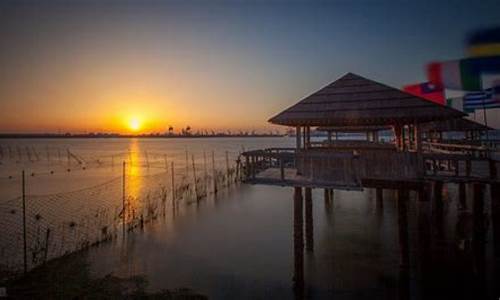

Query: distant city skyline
1 0 500 133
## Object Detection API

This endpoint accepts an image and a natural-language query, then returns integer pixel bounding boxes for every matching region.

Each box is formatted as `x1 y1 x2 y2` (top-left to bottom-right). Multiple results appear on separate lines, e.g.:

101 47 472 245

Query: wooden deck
246 167 363 190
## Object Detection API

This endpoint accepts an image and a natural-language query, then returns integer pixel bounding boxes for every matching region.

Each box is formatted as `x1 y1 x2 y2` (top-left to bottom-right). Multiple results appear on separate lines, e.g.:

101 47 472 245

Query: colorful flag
463 86 500 112
403 82 445 105
467 27 500 57
427 56 500 91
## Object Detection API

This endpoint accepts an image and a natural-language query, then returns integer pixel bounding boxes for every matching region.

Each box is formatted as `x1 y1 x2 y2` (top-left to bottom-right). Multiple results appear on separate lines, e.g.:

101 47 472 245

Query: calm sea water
0 138 497 299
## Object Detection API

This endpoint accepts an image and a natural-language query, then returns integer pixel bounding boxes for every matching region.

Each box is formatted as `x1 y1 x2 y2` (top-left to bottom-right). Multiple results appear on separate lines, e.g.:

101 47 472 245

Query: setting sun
128 118 141 132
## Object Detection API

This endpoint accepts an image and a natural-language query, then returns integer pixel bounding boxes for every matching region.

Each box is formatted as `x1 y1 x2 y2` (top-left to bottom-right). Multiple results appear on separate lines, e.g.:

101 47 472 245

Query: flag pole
480 82 490 141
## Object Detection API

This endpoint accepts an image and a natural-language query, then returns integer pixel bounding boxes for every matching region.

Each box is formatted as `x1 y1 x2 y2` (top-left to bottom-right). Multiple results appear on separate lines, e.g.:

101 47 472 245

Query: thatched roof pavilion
269 73 464 126
269 72 466 151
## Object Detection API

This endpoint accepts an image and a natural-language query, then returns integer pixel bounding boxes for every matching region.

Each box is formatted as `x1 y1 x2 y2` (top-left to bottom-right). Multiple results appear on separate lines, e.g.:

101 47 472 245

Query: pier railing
240 147 499 188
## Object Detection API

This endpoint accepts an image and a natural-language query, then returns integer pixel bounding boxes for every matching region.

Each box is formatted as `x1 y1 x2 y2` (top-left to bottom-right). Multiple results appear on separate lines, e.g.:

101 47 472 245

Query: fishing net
0 147 242 280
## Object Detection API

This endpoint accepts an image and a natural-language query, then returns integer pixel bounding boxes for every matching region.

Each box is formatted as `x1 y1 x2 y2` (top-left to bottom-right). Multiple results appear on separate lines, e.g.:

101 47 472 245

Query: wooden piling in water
376 188 383 209
203 151 208 194
192 155 199 202
122 162 126 236
491 182 500 259
22 170 27 274
305 187 314 252
171 162 176 213
293 187 304 293
458 182 467 210
397 188 410 269
225 151 230 185
472 183 485 277
212 151 217 194
433 181 444 216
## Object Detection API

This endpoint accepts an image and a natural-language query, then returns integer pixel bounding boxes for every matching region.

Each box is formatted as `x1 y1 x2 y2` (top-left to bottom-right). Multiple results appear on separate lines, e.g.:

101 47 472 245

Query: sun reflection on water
126 139 142 209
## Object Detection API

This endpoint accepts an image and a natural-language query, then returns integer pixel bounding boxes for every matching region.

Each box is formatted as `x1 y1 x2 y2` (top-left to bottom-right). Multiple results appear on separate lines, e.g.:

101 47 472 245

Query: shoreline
0 134 286 139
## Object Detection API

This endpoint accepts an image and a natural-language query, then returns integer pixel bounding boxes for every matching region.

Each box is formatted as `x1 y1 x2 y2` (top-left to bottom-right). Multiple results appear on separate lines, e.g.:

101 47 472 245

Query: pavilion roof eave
267 72 465 127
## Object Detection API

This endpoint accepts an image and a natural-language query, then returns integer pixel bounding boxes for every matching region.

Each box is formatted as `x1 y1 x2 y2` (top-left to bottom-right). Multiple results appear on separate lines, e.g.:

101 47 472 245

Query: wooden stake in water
212 151 217 194
185 149 189 176
203 151 208 195
192 155 199 202
225 151 230 185
22 170 27 274
171 161 175 212
122 161 126 235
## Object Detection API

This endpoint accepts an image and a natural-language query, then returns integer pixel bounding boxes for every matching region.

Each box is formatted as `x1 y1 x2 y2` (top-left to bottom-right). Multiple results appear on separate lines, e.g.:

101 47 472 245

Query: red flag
403 82 445 105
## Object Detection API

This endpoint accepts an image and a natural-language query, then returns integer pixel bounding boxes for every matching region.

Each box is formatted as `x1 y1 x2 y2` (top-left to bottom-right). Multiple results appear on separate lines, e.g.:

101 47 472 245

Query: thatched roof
316 125 391 133
421 118 491 132
269 73 465 126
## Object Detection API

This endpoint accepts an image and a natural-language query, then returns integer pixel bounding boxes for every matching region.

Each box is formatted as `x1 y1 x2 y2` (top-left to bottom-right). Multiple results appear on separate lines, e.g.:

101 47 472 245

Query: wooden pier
239 72 500 296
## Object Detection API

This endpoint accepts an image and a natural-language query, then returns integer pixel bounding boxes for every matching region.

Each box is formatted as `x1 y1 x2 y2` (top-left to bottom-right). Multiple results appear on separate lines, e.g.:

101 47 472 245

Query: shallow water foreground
55 185 494 299
29 182 491 299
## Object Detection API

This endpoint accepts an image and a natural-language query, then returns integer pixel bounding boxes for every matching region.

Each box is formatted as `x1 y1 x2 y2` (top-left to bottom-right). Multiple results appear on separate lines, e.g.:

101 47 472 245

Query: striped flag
463 86 500 112
427 56 500 91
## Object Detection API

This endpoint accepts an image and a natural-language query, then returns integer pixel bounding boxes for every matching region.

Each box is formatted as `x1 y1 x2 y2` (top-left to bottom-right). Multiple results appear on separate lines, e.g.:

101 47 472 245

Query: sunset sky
1 0 500 133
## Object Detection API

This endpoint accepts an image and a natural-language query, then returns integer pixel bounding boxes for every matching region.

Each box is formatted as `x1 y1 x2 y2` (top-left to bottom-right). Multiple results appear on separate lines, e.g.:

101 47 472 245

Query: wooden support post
417 187 431 278
244 155 249 179
394 125 402 151
415 123 422 153
293 187 304 294
417 183 429 202
458 182 466 210
397 189 410 268
376 188 384 209
296 126 302 151
305 187 314 252
433 181 444 217
472 183 486 277
490 159 497 180
306 127 311 149
491 183 500 259
466 160 472 177
279 157 285 181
